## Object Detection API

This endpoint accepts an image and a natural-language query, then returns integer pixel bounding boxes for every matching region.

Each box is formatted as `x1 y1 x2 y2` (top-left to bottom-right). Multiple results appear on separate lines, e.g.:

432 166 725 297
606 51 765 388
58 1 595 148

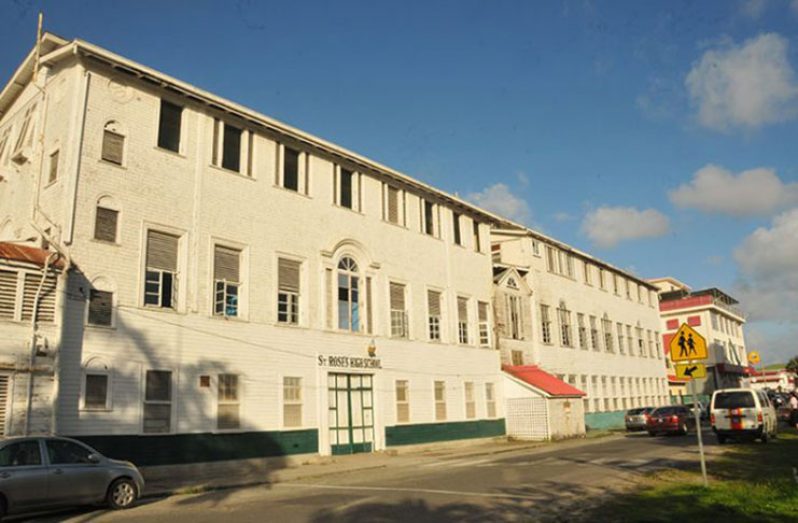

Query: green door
328 373 374 455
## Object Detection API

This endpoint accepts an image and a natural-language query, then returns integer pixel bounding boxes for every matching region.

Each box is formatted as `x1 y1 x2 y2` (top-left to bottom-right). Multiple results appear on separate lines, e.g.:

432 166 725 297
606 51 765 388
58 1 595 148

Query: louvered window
589 316 600 351
389 282 407 338
452 212 462 245
94 207 118 243
540 305 552 344
507 295 521 340
222 124 242 172
277 258 300 324
558 305 572 347
478 301 490 347
339 167 354 209
427 290 441 341
464 382 476 419
457 297 469 344
577 313 588 349
157 99 183 153
0 375 9 434
485 383 496 418
511 350 524 365
22 272 57 323
48 150 59 184
386 186 400 224
143 370 171 433
603 316 614 353
88 290 113 326
101 130 124 165
434 381 446 421
0 270 17 320
12 103 36 161
395 380 409 423
145 231 179 309
617 323 626 354
423 200 435 236
217 374 240 429
283 377 302 428
84 373 109 409
214 246 241 317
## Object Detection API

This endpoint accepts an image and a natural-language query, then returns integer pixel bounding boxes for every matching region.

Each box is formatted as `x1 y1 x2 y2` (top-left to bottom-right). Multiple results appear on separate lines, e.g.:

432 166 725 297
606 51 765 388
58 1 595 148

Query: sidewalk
141 432 625 497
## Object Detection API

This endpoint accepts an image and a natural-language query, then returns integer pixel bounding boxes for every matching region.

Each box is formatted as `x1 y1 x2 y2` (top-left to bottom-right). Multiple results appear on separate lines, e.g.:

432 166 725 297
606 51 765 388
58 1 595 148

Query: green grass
583 432 798 522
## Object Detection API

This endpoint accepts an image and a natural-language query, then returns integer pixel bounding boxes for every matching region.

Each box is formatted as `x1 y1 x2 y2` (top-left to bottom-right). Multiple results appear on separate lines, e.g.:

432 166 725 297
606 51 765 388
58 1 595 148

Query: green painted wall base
385 419 506 446
585 411 626 430
73 429 318 467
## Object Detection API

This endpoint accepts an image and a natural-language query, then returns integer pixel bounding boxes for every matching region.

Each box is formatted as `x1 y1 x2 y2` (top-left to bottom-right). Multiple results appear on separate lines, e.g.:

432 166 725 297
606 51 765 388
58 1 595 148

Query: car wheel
107 478 138 510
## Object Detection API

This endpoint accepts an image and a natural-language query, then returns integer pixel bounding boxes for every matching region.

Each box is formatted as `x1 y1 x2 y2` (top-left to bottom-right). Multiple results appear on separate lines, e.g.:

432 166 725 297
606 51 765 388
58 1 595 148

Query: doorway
328 373 374 455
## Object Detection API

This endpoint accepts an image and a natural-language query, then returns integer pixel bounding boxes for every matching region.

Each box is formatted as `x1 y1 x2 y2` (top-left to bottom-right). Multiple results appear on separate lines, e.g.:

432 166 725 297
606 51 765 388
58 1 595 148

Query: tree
786 356 798 374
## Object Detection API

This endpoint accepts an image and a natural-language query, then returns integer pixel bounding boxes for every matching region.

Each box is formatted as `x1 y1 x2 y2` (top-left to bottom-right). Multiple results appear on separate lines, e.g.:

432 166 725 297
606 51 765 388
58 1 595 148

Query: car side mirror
87 453 101 464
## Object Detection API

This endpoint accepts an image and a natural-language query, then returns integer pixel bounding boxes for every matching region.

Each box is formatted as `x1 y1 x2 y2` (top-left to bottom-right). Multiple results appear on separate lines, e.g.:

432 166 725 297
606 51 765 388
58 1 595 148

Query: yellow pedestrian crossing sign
675 363 706 380
669 323 708 362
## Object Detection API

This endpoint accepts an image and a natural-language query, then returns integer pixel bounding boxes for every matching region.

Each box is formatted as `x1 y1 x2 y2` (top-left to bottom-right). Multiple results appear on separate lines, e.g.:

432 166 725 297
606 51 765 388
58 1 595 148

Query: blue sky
2 0 797 363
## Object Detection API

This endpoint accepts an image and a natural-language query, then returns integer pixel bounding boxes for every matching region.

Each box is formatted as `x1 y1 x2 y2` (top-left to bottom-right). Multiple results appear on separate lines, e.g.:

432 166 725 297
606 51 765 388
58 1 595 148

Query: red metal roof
659 295 713 312
502 365 585 397
0 242 64 269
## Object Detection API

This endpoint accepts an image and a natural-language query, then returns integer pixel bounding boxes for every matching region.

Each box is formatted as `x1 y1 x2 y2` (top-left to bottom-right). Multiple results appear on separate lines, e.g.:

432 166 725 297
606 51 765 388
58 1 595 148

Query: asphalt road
18 429 719 523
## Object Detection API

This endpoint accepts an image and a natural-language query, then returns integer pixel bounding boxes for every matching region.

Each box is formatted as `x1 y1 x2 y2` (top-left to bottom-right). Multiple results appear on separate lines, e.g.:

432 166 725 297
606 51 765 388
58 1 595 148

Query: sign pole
691 372 708 487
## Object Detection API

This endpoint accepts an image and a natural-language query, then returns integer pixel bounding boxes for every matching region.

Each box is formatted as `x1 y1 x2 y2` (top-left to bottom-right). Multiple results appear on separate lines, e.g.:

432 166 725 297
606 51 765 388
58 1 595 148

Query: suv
710 388 778 443
646 405 695 436
625 407 654 432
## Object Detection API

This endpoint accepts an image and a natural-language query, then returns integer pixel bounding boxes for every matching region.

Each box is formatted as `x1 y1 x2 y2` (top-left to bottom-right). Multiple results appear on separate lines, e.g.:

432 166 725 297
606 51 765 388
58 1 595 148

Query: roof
0 33 522 230
648 277 691 291
0 242 65 269
502 365 585 397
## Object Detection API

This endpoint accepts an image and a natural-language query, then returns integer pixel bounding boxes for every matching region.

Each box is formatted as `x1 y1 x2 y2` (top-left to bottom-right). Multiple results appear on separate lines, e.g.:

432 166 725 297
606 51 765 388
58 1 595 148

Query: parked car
646 405 695 436
710 388 778 444
0 436 143 519
625 407 655 431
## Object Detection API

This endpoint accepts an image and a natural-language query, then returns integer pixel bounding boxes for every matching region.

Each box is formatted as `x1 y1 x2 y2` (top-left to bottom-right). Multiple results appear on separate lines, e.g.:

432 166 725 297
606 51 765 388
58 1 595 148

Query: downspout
64 56 91 246
24 250 59 435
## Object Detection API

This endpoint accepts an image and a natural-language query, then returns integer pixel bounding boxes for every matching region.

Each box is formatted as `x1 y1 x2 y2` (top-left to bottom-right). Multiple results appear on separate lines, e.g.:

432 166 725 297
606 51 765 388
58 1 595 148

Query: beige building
492 229 669 432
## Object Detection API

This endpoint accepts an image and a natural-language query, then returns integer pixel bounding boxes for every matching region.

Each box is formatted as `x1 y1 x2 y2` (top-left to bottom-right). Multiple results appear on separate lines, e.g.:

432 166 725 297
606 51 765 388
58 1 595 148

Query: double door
328 373 374 455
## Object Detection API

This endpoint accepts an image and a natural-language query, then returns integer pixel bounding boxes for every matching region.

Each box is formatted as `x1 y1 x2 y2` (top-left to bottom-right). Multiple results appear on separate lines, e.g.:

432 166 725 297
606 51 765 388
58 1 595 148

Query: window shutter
457 297 468 320
214 246 240 282
390 283 405 310
102 130 124 164
146 231 179 271
0 270 17 320
22 272 57 323
365 276 373 334
278 259 301 293
427 290 441 316
94 207 118 242
478 301 488 322
387 186 399 223
88 290 113 326
0 375 9 433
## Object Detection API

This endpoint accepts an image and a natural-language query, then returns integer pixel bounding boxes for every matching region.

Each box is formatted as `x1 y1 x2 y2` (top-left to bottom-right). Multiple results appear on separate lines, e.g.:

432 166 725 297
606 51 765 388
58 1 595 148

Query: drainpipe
24 251 59 435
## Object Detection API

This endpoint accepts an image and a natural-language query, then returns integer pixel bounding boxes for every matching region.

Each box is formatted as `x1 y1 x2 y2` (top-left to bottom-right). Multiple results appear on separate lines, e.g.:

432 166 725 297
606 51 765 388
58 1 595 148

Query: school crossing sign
669 323 708 362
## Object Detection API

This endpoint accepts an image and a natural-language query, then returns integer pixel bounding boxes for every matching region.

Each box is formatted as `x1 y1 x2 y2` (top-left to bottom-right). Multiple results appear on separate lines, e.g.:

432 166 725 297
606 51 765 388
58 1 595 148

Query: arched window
82 357 112 411
101 121 125 165
337 256 360 331
94 195 120 243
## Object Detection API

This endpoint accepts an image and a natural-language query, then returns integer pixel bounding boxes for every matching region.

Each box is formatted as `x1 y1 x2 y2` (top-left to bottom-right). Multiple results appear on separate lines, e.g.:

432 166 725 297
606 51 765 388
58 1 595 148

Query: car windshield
714 392 755 409
652 407 680 416
627 408 645 415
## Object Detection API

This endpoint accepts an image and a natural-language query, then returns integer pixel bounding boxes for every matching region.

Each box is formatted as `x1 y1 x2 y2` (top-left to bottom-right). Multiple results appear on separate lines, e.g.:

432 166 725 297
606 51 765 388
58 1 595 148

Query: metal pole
691 374 708 487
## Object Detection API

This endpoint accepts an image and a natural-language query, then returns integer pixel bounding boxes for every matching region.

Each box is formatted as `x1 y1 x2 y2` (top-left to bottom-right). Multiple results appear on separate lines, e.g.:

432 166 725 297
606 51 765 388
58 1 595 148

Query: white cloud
581 206 670 248
744 325 798 365
792 0 798 15
466 183 531 224
669 164 798 216
740 0 768 19
685 33 798 131
553 212 575 223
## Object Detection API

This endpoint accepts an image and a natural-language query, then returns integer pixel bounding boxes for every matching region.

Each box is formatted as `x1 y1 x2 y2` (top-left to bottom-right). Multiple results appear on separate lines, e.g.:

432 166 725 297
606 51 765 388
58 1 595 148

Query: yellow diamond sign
669 323 708 362
675 363 706 380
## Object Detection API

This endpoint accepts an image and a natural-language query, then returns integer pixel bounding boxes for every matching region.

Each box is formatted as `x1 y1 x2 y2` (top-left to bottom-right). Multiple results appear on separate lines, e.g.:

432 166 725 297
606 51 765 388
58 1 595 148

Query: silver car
0 436 144 518
625 407 655 431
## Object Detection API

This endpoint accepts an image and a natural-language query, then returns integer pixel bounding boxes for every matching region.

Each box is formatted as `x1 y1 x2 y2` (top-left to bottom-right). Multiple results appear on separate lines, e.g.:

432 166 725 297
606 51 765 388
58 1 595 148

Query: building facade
0 34 509 464
650 277 749 398
491 229 669 431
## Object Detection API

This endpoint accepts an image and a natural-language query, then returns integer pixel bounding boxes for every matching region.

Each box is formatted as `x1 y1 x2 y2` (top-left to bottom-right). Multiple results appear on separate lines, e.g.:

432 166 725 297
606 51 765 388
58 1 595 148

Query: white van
710 388 778 443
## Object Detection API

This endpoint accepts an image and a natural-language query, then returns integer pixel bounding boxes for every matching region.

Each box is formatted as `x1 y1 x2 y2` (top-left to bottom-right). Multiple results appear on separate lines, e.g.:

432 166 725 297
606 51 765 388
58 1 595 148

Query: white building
0 33 513 464
741 369 797 393
492 229 670 432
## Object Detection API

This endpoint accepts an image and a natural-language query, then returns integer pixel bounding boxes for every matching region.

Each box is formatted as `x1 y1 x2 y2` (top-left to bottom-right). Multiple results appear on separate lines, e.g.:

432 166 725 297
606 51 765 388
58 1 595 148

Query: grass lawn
581 431 798 522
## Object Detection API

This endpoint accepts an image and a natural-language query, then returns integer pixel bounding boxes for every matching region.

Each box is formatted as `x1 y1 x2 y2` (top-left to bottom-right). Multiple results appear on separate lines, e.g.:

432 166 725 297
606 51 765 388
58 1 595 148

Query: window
540 304 552 344
0 440 41 467
390 282 408 338
464 382 476 419
94 206 118 243
589 315 600 351
396 380 410 423
472 221 481 252
545 246 558 273
434 381 447 421
101 122 124 165
583 262 592 285
48 150 59 184
84 373 109 409
602 315 614 352
157 99 183 153
507 295 522 340
452 212 462 245
283 146 300 191
283 377 302 427
222 123 242 172
423 200 436 236
655 331 662 359
337 257 360 331
617 323 625 354
45 440 95 465
457 296 469 344
636 326 645 356
613 274 620 295
143 370 172 433
277 258 301 324
217 374 240 429
386 185 401 224
531 240 540 256
711 312 719 330
478 301 490 347
144 231 179 309
560 252 574 278
627 325 634 356
598 268 606 290
557 304 572 347
486 383 496 418
338 167 354 209
88 290 112 326
511 350 524 365
647 330 655 358
577 313 587 349
427 290 441 341
213 246 241 317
